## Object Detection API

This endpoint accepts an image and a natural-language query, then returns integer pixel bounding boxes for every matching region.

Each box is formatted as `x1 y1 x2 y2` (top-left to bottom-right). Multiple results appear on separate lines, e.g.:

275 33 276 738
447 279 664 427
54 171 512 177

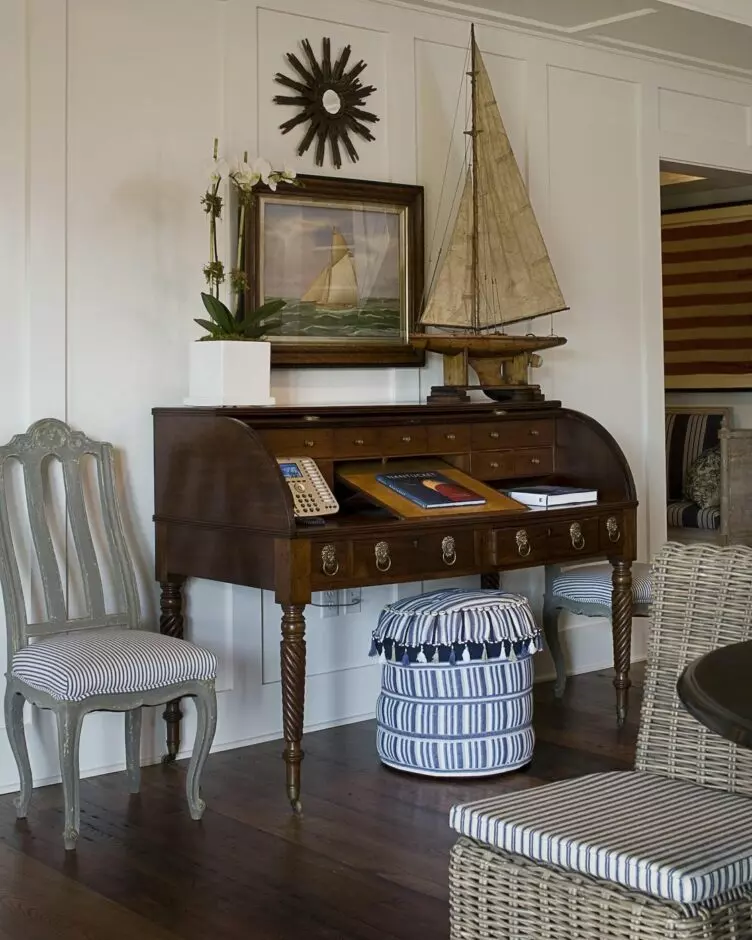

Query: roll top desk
153 400 637 810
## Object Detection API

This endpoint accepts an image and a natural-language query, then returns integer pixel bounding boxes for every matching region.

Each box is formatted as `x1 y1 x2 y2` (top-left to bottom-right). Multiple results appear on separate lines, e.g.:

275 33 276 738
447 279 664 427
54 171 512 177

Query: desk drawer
351 529 479 582
472 419 554 451
259 428 333 458
427 424 471 454
492 516 600 566
333 427 382 457
381 426 428 456
471 447 553 480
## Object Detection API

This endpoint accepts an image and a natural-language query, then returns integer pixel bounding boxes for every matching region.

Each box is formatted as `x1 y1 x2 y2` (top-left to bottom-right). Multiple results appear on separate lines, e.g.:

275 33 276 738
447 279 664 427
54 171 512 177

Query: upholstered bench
542 562 651 698
370 588 542 777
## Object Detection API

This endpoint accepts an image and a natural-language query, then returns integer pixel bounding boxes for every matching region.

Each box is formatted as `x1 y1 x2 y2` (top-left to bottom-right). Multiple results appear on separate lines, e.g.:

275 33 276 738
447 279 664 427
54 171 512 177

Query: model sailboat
411 26 567 403
302 228 359 310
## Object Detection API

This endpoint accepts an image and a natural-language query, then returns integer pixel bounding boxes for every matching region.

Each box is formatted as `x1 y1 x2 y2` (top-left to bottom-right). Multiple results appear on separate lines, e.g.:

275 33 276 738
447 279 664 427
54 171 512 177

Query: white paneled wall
1 0 752 792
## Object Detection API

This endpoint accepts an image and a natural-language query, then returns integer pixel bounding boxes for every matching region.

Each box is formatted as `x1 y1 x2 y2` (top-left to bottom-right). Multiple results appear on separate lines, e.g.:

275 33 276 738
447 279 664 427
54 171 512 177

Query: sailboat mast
469 25 480 334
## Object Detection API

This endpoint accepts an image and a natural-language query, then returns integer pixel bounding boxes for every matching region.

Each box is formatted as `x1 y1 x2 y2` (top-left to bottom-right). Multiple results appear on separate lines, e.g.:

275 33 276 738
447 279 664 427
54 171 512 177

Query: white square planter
185 340 275 406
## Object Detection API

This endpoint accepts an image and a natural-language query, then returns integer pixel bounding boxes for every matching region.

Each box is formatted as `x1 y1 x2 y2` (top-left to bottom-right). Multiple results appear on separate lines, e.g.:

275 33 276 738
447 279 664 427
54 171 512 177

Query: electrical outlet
340 587 362 614
320 589 339 619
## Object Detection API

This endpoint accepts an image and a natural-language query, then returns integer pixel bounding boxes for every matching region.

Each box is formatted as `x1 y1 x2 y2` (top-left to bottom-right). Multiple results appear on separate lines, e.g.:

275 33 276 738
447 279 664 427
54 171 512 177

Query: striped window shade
663 203 752 390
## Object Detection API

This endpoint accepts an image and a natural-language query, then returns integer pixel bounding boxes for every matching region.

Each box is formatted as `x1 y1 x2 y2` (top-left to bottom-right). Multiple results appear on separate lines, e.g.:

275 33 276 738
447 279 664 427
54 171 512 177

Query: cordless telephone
277 457 339 517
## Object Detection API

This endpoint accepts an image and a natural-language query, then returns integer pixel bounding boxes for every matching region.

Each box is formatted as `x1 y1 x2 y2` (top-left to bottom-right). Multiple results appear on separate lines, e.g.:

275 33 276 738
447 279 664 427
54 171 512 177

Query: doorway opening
659 159 752 544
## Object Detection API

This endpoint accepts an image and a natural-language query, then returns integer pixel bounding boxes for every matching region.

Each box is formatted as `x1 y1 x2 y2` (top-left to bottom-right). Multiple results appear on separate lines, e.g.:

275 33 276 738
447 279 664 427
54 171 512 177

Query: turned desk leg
610 559 633 727
281 604 307 814
159 578 185 763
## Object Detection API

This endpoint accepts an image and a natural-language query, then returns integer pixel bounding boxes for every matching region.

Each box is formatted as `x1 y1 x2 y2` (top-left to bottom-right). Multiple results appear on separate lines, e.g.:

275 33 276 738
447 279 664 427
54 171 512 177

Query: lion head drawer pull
374 540 392 572
570 522 585 551
441 535 457 567
515 529 531 558
606 516 621 543
321 544 339 577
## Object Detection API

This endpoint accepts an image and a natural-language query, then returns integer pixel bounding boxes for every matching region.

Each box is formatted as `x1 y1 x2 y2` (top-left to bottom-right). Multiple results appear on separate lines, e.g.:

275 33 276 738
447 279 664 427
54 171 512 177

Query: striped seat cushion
667 499 721 530
450 770 752 905
552 562 652 608
371 589 541 665
11 629 217 702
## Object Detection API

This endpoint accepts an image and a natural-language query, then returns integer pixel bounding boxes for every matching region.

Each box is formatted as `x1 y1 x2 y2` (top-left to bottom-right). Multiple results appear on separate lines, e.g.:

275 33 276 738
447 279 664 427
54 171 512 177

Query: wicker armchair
449 542 752 939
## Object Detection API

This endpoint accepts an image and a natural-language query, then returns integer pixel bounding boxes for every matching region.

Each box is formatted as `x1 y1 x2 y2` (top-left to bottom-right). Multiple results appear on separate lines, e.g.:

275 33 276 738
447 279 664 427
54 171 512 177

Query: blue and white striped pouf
370 589 542 778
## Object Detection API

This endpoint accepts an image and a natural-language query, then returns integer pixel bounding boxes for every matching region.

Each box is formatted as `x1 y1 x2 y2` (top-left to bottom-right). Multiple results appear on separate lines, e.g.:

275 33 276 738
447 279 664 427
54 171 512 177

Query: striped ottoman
370 589 542 777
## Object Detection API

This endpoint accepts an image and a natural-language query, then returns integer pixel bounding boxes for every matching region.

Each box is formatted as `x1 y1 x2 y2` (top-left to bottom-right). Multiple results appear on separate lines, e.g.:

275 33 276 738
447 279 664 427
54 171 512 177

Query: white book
504 485 598 507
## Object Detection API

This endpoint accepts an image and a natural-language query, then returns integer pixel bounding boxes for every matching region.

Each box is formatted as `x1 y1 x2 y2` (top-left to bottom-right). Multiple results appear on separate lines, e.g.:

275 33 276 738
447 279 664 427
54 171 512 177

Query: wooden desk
152 400 637 810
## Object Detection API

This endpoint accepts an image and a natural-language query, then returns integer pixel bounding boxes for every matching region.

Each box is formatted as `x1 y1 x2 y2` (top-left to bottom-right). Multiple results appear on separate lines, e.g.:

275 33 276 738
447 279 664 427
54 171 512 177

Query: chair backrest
635 541 752 796
0 419 140 668
665 407 730 502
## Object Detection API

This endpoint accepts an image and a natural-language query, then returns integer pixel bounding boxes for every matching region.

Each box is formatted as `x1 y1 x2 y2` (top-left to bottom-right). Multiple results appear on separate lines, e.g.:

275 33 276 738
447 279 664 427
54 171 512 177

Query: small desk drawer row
311 511 626 588
259 419 554 460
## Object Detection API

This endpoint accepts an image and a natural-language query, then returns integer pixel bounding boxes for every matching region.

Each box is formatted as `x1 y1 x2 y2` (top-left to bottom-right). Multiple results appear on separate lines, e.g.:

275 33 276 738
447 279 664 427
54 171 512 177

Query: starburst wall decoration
273 37 379 170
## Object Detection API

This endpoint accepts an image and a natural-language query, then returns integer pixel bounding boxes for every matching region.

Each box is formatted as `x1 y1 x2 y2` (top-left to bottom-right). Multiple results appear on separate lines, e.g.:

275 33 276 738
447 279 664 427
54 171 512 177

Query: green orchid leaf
201 292 235 332
194 317 222 336
243 318 282 338
244 298 286 323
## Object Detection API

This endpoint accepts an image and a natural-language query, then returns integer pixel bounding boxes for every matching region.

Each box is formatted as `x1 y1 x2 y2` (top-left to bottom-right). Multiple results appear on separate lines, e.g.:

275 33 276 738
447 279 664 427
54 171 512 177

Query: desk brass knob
530 457 540 465
515 529 531 557
354 438 365 446
607 516 621 543
442 535 457 567
489 460 499 469
401 435 412 443
570 522 585 551
490 430 500 439
445 432 456 441
530 429 539 437
304 439 315 448
321 544 339 577
375 540 392 572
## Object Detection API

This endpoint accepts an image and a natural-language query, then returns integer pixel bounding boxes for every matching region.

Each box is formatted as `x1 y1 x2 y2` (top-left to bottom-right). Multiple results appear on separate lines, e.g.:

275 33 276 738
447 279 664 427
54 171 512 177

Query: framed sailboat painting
245 174 425 368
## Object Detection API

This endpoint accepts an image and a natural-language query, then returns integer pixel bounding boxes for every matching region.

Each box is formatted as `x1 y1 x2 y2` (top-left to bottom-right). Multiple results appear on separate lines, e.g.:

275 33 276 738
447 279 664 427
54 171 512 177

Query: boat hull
409 333 566 359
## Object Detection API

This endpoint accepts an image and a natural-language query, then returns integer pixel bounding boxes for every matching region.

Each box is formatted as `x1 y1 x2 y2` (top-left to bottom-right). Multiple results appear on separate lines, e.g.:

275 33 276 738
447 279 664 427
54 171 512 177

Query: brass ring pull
606 516 621 543
401 435 412 443
570 522 585 551
515 529 531 558
441 535 457 567
321 544 339 577
375 540 392 572
304 439 315 448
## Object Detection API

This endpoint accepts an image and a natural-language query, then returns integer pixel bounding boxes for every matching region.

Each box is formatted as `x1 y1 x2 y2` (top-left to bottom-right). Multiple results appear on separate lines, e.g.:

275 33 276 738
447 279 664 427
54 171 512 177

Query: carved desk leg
281 603 306 814
610 559 633 727
159 577 185 762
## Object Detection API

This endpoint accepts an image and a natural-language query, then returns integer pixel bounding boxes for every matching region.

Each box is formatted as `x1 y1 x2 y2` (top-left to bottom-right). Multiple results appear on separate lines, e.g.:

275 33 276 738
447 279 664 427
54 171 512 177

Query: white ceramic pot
184 339 275 406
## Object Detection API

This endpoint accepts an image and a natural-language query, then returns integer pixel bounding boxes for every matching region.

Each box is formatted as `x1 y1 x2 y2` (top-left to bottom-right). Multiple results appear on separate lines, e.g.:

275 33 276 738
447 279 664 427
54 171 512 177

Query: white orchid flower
230 160 259 192
281 165 297 182
207 156 228 185
251 157 272 184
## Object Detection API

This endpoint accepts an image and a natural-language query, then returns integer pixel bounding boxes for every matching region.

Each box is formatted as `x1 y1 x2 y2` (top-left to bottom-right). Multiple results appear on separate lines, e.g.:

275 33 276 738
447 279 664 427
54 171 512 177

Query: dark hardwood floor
0 665 642 940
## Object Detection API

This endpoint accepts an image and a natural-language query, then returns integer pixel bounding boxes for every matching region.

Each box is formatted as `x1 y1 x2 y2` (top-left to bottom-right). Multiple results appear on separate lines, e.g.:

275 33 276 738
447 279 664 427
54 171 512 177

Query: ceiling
660 160 752 210
389 0 752 76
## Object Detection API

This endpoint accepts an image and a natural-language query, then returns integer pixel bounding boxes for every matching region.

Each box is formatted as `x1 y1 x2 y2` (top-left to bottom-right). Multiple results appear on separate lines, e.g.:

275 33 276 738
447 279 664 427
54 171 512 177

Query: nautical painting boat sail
301 228 359 310
411 25 568 401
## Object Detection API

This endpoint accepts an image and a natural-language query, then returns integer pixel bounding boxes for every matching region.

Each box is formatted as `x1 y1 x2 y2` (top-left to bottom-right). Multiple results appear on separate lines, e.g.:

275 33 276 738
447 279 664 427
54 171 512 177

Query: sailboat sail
301 228 359 307
421 36 566 330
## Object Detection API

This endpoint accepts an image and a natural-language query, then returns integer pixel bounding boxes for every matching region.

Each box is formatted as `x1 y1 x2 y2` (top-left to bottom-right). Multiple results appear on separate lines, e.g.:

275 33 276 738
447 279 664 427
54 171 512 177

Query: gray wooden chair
1 419 217 850
542 561 652 699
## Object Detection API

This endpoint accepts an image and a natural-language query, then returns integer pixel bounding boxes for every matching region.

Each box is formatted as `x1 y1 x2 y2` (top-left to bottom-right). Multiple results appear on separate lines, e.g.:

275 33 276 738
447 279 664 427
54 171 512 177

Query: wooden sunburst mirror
273 37 379 169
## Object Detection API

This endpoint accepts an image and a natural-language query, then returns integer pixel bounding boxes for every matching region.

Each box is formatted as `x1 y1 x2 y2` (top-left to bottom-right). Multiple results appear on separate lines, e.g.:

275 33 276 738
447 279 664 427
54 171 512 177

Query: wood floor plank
0 666 642 940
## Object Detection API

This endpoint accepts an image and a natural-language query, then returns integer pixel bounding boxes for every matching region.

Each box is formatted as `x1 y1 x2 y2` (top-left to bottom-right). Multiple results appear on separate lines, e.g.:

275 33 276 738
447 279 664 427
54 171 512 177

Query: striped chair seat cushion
372 589 541 665
11 629 217 702
450 770 752 905
552 562 652 608
667 499 721 530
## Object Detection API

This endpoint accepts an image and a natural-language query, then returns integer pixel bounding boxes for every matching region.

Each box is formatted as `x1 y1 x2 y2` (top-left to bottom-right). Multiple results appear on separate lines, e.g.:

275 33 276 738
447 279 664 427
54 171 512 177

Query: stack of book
500 484 598 509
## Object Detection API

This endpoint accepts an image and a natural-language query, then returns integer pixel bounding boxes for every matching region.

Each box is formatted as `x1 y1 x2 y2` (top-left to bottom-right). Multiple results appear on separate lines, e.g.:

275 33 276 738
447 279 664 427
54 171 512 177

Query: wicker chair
449 542 752 939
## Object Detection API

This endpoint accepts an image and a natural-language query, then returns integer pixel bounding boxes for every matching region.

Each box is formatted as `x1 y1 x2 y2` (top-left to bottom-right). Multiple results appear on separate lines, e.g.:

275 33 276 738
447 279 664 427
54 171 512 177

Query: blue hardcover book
376 470 487 509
